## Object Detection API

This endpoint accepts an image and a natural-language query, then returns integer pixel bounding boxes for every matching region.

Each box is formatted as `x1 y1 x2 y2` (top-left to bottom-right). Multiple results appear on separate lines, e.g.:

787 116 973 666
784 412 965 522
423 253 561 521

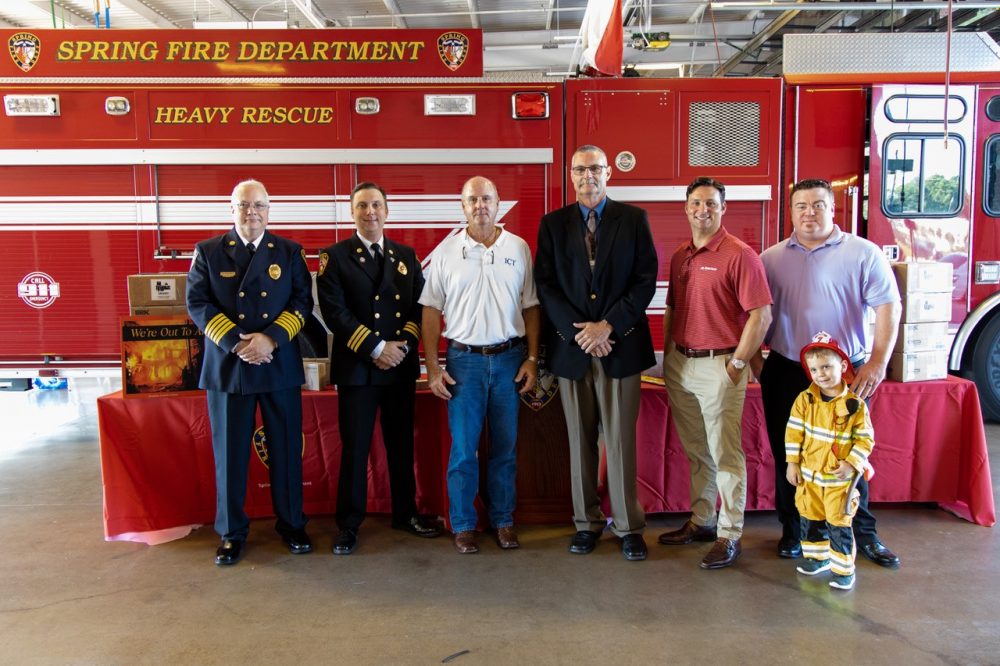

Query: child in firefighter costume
784 332 875 591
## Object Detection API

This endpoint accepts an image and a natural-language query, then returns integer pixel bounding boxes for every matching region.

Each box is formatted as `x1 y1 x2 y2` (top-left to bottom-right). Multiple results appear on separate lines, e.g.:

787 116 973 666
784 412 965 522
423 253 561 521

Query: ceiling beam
381 0 407 28
467 0 481 29
5 1 90 28
290 0 332 28
194 0 249 22
111 0 179 28
712 3 803 76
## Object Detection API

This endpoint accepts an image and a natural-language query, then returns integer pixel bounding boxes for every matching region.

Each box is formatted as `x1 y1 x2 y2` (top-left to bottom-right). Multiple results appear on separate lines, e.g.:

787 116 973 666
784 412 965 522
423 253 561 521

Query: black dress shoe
569 530 600 554
859 540 900 568
333 529 358 555
215 539 244 566
700 538 742 569
622 534 647 561
777 536 802 559
392 516 443 538
658 520 717 545
280 528 312 554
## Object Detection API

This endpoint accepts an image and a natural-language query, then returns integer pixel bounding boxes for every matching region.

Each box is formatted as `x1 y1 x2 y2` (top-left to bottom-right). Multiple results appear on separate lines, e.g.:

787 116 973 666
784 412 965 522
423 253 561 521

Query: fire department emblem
252 427 306 468
520 352 559 412
437 32 469 72
9 33 41 73
318 251 329 277
268 263 281 280
17 271 60 309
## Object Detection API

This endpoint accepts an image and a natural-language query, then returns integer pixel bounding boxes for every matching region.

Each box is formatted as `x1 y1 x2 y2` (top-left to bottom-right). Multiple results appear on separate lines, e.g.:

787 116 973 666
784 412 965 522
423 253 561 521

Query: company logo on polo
18 272 60 309
437 32 469 71
9 33 40 73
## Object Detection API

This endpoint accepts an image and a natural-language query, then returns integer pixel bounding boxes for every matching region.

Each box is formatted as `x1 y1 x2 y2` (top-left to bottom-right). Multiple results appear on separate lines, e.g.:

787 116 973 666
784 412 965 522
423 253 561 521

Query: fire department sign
437 32 469 72
18 271 60 309
8 32 40 72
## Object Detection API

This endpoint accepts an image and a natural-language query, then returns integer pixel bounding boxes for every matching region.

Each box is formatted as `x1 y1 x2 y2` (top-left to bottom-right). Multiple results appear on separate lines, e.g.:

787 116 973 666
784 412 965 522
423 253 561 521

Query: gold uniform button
374 331 380 336
238 314 245 320
260 291 267 297
375 295 380 301
590 293 597 300
262 313 269 319
394 294 400 300
396 330 401 335
374 313 380 319
395 312 401 318
239 291 245 298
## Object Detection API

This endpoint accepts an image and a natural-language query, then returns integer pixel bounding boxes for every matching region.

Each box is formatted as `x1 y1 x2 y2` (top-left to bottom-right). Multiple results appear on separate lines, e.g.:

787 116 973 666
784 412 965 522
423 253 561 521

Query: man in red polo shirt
659 177 772 569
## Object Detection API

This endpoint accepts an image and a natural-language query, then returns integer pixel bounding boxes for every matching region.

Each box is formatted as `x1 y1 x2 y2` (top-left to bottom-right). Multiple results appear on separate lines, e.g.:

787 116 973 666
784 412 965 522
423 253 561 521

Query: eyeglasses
571 165 608 176
234 201 270 212
792 201 829 213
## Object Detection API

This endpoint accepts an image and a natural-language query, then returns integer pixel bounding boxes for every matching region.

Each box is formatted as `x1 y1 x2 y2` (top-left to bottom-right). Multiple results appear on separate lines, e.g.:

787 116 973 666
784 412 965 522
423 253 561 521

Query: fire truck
2 28 999 419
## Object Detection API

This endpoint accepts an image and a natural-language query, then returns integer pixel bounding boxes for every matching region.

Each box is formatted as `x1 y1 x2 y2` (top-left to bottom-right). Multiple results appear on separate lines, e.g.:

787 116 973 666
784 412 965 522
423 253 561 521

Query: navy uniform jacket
316 235 423 387
186 228 312 394
535 199 658 380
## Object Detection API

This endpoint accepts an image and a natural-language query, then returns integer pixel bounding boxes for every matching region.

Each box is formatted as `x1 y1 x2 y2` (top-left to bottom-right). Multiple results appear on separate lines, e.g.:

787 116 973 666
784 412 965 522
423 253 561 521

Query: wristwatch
729 358 747 370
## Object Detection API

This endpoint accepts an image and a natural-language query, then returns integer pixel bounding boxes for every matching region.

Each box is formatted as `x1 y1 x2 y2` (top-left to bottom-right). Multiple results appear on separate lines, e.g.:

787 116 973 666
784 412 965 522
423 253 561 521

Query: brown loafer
658 520 717 545
495 526 520 549
700 538 742 569
454 530 479 554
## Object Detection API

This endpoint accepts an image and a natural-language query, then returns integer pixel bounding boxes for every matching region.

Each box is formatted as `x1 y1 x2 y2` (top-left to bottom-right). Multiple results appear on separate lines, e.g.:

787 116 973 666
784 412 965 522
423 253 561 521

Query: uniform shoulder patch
318 252 329 276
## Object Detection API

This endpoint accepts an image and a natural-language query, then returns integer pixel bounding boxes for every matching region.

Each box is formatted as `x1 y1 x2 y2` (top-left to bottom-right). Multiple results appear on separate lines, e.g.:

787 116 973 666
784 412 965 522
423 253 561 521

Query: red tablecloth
635 378 995 527
98 376 994 543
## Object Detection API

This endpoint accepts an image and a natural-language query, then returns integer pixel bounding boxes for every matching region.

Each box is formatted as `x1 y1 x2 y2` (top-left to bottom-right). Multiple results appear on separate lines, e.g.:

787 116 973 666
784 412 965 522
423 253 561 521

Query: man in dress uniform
186 178 313 566
316 182 443 555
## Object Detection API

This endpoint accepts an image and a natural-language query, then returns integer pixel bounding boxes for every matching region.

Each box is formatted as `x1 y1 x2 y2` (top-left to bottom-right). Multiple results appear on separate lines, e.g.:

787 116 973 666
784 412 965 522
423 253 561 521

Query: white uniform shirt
419 227 539 346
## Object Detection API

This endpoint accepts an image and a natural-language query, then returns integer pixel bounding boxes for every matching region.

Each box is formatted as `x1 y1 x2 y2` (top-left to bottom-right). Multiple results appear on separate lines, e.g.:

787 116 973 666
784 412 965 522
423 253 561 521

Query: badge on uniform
269 264 281 280
397 261 407 275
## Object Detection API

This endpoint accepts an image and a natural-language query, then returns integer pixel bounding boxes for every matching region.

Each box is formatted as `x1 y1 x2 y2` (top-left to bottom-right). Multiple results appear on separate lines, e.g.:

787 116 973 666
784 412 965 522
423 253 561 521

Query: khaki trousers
663 350 748 540
558 358 645 537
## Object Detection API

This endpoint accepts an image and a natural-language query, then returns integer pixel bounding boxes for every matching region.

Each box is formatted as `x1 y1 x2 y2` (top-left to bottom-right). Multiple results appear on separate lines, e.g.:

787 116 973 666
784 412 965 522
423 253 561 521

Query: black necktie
246 242 256 257
373 243 384 273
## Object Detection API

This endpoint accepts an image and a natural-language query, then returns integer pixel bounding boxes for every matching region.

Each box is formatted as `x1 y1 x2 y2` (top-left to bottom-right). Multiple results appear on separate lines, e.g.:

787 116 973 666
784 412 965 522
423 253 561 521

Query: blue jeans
445 344 523 533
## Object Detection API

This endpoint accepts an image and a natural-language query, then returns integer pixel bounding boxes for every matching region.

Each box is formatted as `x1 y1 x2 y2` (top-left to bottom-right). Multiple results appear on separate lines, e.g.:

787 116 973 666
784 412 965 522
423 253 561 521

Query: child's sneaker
796 559 831 576
829 573 855 590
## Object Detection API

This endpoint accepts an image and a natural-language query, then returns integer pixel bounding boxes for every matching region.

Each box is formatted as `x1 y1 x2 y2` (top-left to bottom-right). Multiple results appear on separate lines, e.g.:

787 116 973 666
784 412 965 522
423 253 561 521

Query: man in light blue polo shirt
751 178 903 569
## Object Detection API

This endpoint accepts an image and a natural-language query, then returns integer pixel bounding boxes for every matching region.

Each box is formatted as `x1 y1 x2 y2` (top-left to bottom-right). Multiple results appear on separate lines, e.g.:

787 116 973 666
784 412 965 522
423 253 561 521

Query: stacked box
302 358 330 391
127 274 188 316
889 262 952 382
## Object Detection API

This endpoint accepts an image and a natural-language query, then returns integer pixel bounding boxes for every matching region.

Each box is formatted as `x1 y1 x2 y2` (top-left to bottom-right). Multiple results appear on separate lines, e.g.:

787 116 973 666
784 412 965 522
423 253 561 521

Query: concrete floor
1 379 998 665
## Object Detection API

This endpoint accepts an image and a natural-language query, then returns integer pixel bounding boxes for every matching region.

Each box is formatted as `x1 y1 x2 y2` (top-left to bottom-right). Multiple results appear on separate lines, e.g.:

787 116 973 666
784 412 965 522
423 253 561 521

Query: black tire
970 314 1000 422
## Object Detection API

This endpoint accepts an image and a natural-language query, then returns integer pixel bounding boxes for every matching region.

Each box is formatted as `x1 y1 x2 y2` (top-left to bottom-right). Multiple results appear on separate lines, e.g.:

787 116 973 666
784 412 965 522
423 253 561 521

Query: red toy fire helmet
799 331 856 383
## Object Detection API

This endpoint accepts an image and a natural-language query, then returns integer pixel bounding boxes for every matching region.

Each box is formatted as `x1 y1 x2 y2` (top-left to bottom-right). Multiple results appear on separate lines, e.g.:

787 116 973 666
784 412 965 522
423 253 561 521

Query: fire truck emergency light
512 92 549 119
355 97 380 114
105 97 130 115
4 94 60 116
424 95 475 116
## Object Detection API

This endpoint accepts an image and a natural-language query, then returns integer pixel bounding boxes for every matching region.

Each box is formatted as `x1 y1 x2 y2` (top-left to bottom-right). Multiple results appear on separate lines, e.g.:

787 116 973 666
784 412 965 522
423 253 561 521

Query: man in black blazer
535 145 658 561
317 182 442 555
186 178 313 566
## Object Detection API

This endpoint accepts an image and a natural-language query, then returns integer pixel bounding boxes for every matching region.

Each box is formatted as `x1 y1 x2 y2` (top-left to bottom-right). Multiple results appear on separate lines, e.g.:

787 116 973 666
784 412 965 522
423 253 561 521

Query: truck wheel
971 314 1000 422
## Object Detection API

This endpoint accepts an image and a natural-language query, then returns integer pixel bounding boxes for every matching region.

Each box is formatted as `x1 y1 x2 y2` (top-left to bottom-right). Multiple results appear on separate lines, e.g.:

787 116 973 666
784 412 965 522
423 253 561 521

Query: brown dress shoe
454 531 479 554
658 520 717 545
495 526 520 549
700 538 742 569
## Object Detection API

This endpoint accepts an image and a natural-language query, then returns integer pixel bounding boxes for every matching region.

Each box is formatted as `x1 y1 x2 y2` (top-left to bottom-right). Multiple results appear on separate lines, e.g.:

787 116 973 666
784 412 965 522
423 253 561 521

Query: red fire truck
1 28 998 419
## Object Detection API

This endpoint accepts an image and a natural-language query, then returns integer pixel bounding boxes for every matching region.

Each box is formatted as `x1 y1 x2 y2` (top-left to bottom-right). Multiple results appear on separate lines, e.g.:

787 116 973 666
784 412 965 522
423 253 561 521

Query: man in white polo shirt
421 176 540 555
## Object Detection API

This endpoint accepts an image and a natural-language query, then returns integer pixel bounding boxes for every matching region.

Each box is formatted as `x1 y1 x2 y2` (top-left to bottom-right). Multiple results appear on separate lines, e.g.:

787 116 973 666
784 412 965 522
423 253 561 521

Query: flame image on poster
121 316 204 397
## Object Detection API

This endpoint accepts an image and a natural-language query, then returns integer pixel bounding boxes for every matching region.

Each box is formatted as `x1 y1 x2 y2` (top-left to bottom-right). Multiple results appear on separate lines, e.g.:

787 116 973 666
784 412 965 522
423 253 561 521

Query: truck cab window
986 135 1000 216
883 134 963 217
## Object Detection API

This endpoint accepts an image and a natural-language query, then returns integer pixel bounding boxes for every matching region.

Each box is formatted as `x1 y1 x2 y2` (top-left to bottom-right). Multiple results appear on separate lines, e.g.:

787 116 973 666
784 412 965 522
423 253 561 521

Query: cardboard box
902 291 951 323
130 305 190 316
302 358 330 391
892 262 953 293
894 321 950 353
127 273 187 307
888 350 948 382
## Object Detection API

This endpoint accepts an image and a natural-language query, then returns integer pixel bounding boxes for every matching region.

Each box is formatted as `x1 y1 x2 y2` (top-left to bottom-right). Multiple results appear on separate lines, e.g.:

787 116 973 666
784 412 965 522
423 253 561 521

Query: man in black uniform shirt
186 179 313 566
317 182 442 555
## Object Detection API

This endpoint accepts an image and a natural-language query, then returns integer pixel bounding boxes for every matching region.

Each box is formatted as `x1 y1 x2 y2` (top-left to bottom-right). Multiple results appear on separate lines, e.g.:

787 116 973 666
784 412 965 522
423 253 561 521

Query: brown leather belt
675 345 737 359
448 338 523 355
